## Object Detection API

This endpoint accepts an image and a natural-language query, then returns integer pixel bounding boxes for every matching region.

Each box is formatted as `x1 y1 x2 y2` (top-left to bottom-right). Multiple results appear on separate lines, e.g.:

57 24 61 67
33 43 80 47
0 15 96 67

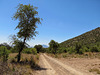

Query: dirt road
34 54 93 75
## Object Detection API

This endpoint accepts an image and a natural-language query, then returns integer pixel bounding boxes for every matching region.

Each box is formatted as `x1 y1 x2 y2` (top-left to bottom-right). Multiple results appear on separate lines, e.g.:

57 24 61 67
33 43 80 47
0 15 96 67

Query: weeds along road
34 54 90 75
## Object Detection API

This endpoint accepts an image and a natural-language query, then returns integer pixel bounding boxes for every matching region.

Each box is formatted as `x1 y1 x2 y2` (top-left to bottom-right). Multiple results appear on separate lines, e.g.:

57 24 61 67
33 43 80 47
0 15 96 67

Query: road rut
34 54 91 75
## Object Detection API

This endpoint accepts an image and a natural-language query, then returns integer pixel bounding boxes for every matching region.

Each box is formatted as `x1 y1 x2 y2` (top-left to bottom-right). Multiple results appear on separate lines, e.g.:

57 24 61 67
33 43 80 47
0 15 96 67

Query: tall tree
34 45 42 53
0 43 11 50
13 4 41 62
49 40 59 54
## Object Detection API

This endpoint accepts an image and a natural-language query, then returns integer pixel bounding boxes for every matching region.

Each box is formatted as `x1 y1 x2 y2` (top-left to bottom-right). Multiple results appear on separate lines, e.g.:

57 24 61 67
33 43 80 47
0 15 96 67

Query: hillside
60 27 100 48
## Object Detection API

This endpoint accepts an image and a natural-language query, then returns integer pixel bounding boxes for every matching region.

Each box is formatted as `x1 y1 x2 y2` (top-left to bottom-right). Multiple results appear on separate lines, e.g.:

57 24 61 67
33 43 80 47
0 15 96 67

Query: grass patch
89 68 100 74
0 53 43 75
62 54 67 58
47 52 100 59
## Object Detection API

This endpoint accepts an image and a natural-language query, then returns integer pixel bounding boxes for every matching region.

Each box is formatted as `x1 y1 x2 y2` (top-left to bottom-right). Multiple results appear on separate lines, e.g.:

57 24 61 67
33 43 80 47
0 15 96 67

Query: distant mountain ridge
60 27 100 48
42 45 48 48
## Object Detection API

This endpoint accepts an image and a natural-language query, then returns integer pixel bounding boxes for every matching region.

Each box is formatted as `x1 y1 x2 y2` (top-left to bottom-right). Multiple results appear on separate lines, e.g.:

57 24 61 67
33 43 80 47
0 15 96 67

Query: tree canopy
34 45 43 53
13 4 42 62
13 4 41 40
49 40 59 54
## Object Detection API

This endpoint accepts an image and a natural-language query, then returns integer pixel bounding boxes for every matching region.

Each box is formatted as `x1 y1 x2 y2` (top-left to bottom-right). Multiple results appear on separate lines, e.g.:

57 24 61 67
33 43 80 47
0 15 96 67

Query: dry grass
0 53 40 75
47 52 100 59
47 52 100 75
89 68 100 74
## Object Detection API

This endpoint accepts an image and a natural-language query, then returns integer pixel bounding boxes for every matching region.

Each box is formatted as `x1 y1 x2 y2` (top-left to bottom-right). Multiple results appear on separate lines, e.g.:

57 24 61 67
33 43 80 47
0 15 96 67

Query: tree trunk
17 50 21 62
17 37 26 62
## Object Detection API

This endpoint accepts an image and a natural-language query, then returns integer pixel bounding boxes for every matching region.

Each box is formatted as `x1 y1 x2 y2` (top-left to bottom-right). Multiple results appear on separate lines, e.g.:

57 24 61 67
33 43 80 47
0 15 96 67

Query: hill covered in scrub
60 27 100 48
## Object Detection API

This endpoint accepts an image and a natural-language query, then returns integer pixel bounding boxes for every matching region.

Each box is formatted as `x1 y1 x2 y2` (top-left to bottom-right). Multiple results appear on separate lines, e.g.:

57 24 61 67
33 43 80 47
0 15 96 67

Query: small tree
10 35 28 53
90 45 99 52
0 46 9 62
13 4 41 62
49 40 59 54
75 42 82 54
34 45 42 53
0 43 11 50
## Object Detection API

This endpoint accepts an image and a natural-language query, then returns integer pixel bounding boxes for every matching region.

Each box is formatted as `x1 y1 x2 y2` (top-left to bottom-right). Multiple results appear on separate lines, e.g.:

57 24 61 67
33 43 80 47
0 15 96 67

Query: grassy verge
0 53 40 75
47 52 100 59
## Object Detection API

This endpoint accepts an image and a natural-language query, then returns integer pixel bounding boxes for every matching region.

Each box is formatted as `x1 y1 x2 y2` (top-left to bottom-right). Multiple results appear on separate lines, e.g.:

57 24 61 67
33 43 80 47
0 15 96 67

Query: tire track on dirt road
41 55 58 75
43 54 88 75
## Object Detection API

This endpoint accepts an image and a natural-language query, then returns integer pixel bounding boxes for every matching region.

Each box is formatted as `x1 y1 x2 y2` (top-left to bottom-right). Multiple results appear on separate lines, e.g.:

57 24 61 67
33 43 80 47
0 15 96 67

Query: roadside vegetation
0 1 100 75
44 28 100 56
1 27 100 74
0 44 41 75
0 3 43 75
46 40 100 55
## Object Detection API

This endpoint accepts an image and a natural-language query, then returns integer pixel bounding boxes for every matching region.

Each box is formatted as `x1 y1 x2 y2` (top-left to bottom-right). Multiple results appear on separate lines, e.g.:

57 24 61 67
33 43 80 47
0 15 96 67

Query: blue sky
0 0 100 46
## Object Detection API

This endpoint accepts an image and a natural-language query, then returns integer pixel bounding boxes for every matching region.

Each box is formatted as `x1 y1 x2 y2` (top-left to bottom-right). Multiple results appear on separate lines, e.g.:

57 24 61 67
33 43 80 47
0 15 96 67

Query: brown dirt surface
9 53 100 75
59 57 100 75
34 54 99 75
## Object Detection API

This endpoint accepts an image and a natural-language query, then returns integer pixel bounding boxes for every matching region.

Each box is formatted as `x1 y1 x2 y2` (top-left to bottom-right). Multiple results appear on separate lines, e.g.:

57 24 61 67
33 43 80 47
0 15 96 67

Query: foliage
10 35 29 53
0 43 11 50
32 48 37 54
48 47 67 54
13 4 42 62
23 48 37 54
57 48 67 54
81 46 89 52
68 47 76 54
41 48 47 53
44 48 50 53
23 48 32 54
78 49 84 54
75 43 82 54
13 4 41 40
34 45 42 53
10 48 18 53
60 27 100 48
46 28 100 54
90 45 100 52
49 40 59 54
0 46 9 62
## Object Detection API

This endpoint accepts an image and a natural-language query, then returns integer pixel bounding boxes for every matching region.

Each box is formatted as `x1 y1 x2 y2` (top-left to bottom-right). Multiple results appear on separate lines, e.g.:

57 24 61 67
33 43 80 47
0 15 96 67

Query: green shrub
75 43 82 54
78 49 84 54
57 48 67 54
57 49 63 54
68 47 76 54
0 46 9 62
49 40 59 54
31 48 37 55
10 48 18 53
23 48 32 54
34 45 43 53
82 46 89 52
23 48 37 54
90 45 99 52
41 48 46 53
